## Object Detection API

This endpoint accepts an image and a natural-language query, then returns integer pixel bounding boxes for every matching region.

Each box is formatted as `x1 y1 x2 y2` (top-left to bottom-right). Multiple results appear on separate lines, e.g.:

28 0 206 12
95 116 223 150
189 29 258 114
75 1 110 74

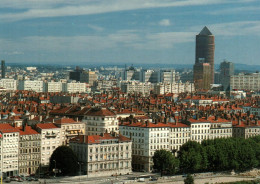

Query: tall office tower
220 60 234 90
193 62 211 90
195 26 215 84
1 60 5 78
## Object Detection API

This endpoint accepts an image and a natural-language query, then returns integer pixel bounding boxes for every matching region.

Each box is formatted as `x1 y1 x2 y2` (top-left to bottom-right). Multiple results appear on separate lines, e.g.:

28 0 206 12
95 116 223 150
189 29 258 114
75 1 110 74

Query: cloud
87 24 104 32
209 6 260 15
0 29 196 58
159 19 171 26
196 21 260 36
0 0 256 22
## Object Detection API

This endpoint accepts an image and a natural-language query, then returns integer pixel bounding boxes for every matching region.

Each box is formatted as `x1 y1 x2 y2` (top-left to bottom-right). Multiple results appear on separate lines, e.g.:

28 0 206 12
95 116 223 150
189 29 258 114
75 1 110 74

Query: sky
0 0 260 66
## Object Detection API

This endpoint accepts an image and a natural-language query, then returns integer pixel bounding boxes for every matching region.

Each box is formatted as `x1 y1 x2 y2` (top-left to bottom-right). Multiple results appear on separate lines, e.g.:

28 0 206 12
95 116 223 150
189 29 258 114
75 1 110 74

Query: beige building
83 107 119 135
36 123 62 167
233 119 260 138
70 133 132 177
16 125 41 176
154 82 194 95
54 118 85 145
230 72 260 91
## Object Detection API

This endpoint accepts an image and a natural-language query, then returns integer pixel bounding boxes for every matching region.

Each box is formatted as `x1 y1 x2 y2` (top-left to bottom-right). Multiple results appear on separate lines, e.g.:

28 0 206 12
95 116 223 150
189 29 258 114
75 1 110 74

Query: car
4 177 11 183
149 177 158 181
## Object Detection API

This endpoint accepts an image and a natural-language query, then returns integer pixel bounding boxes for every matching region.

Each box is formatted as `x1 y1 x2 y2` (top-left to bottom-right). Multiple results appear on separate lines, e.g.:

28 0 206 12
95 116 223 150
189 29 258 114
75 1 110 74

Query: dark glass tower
195 26 215 84
1 60 5 78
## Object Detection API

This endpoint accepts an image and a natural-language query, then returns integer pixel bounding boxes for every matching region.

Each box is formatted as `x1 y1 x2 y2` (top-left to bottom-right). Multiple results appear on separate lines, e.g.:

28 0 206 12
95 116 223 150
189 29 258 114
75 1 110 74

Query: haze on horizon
0 0 260 65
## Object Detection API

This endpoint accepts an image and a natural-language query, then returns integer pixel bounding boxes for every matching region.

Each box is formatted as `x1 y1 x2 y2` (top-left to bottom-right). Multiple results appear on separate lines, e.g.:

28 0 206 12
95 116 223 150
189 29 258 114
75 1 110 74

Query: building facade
0 124 19 177
83 107 119 135
230 73 260 91
16 125 41 176
70 133 132 177
220 60 234 90
35 123 62 167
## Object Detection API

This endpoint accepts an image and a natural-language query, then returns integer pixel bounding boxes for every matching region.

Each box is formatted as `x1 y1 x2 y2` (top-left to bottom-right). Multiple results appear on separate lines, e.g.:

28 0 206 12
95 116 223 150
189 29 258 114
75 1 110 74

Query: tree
184 174 194 184
49 146 79 176
153 149 179 176
178 141 205 173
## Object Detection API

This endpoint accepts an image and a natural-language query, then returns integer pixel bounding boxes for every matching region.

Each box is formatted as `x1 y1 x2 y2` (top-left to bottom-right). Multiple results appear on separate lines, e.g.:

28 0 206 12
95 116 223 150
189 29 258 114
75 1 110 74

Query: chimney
238 117 241 126
175 116 178 125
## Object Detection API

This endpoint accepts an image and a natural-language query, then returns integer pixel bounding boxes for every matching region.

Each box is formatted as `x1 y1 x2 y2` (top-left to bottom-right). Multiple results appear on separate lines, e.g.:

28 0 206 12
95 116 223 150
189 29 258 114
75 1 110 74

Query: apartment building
230 72 260 91
0 124 19 177
16 125 41 176
63 82 86 93
35 123 61 167
18 80 45 92
120 121 169 172
54 118 85 145
0 79 17 91
83 107 119 135
46 81 63 93
233 118 260 138
120 81 153 95
154 82 194 95
70 133 132 177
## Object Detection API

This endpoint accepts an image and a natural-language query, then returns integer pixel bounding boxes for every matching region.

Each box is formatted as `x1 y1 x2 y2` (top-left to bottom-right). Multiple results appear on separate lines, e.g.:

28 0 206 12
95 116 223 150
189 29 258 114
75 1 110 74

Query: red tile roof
15 125 39 135
71 133 131 144
36 123 59 129
85 108 116 116
0 124 19 133
55 118 77 124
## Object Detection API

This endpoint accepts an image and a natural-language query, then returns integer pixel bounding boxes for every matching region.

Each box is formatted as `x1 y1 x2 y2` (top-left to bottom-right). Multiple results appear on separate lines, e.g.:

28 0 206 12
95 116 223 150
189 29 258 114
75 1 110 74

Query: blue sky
0 0 260 65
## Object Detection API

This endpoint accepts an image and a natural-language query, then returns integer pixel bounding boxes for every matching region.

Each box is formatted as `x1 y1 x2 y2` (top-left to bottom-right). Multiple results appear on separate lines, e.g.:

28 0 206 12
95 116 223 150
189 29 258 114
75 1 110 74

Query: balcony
45 132 57 137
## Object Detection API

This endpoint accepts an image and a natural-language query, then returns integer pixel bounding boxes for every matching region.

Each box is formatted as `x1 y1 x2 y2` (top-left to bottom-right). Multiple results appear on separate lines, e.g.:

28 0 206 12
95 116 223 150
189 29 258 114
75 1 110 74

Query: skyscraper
220 60 234 90
195 26 215 83
1 60 5 78
194 27 215 90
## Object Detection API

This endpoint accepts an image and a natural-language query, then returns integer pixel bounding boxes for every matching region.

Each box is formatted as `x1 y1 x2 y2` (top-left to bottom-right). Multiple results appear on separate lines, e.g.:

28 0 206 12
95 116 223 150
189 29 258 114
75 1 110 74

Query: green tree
178 141 205 173
49 146 79 176
153 149 179 176
184 174 194 184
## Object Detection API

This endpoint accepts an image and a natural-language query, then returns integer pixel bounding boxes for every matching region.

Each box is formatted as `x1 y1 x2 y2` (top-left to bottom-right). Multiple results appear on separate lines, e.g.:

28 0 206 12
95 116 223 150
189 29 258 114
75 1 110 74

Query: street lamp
53 160 57 177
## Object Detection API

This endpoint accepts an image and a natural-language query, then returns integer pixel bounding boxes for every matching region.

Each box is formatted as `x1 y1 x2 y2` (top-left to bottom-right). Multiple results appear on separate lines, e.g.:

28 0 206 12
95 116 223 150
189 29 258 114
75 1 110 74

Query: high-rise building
193 62 211 90
69 67 97 86
220 60 234 90
194 27 215 90
1 60 5 78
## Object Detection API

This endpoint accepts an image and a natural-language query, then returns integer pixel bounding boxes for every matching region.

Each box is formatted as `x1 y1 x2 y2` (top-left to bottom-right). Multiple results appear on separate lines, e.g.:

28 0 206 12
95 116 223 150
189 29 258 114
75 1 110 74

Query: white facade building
154 82 195 95
0 79 17 91
120 81 153 95
0 124 19 177
83 107 119 135
46 82 63 93
18 80 45 92
230 73 260 91
63 82 86 93
54 118 85 145
70 133 132 177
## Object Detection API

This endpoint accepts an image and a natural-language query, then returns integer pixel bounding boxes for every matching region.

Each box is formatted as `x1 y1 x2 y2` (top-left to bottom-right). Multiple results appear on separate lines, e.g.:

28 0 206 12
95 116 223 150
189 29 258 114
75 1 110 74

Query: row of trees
153 136 260 175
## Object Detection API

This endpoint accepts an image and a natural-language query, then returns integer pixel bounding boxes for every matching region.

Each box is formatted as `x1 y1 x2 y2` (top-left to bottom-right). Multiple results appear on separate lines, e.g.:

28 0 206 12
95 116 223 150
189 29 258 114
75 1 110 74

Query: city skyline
0 0 260 65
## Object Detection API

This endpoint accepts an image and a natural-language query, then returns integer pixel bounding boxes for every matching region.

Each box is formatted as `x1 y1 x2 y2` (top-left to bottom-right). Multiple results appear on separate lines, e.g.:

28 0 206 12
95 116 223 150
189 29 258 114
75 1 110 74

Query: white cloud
193 21 260 36
0 0 256 22
209 6 260 15
159 19 171 26
0 29 195 57
87 24 104 32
